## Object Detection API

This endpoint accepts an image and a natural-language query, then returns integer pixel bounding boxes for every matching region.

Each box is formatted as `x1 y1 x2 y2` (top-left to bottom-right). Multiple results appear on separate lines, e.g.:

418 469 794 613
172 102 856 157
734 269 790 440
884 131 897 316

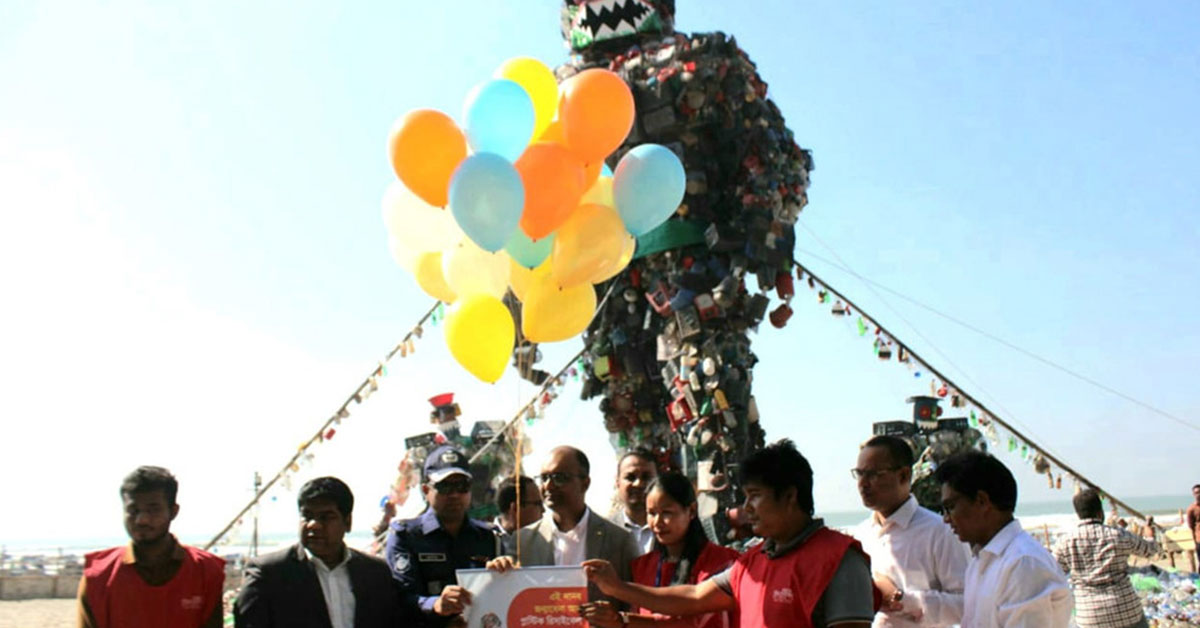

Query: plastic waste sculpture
552 0 814 543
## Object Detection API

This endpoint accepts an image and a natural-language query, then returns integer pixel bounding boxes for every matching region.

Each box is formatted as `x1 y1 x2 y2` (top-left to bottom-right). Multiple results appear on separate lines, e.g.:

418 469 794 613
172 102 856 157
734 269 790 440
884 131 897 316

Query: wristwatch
891 590 905 603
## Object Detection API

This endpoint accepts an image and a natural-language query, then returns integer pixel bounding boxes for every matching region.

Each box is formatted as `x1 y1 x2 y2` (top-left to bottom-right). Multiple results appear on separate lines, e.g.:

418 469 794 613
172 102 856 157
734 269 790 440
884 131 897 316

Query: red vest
728 528 865 628
84 544 224 628
631 542 742 628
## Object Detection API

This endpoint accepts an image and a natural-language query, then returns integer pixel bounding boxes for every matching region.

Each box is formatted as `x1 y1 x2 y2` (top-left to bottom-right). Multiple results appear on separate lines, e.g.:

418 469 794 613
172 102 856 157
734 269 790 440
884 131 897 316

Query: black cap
424 445 472 484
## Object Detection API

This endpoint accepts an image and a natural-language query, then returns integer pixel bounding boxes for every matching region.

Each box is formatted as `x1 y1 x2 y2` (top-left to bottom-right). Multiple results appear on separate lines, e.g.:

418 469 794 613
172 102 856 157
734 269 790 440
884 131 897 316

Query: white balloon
386 235 421 272
442 238 511 299
381 181 463 254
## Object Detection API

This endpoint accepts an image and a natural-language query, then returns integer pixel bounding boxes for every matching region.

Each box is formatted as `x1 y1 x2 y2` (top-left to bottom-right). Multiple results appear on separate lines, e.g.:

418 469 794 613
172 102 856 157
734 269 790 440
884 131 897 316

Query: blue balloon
449 153 525 252
505 229 555 268
612 144 686 236
463 79 535 163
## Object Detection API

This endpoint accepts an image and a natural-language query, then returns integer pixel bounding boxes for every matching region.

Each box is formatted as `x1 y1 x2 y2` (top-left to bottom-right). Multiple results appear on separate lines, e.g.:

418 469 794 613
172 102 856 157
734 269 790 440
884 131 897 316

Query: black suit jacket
235 544 416 628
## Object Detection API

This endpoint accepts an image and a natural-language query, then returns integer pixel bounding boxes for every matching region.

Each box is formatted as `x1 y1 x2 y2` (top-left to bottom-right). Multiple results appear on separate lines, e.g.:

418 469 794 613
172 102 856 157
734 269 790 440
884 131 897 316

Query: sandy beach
0 599 74 628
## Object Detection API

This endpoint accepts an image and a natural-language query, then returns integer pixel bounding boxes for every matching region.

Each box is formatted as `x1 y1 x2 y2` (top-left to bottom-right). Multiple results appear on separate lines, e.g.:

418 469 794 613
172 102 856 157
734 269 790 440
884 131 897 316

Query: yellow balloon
496 57 559 140
509 257 550 303
445 294 514 383
522 274 597 343
580 175 613 208
443 239 511 299
551 203 627 289
591 232 636 283
413 251 457 303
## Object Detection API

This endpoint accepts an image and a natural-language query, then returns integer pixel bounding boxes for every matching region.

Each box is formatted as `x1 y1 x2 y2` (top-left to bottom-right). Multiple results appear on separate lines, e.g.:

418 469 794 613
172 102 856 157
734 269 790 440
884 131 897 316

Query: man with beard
851 435 968 627
488 446 637 606
387 446 500 627
235 476 412 628
78 466 225 628
609 450 659 555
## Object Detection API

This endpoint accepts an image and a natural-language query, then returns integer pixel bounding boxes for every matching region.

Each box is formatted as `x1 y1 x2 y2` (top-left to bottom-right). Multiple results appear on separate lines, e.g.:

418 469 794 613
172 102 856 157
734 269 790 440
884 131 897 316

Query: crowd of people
78 440 1194 628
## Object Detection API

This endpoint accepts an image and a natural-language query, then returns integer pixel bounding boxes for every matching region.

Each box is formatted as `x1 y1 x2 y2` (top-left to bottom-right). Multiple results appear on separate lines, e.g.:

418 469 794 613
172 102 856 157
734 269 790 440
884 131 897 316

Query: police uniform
385 446 500 627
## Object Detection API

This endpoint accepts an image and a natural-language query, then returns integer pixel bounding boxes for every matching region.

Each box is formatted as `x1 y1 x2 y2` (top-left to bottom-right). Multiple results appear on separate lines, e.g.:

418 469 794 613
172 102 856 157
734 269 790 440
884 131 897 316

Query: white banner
456 566 589 628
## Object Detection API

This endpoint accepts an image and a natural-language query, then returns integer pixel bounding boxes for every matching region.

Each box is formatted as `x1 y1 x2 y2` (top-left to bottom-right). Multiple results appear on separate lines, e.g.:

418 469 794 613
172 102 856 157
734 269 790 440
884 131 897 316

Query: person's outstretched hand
581 559 621 595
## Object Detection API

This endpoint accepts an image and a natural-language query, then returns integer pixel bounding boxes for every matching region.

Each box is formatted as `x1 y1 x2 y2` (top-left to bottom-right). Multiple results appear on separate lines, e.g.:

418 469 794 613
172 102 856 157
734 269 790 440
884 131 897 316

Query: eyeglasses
433 479 472 494
536 472 586 487
850 467 901 482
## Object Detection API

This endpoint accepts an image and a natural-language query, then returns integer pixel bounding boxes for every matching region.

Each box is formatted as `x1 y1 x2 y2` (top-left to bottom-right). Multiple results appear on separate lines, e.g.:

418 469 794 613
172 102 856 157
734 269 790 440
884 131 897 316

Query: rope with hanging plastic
203 301 442 551
794 258 1159 528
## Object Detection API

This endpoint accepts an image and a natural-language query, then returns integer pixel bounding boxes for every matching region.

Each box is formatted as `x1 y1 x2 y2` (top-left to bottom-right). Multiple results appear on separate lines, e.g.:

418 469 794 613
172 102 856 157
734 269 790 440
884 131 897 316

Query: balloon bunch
382 57 685 383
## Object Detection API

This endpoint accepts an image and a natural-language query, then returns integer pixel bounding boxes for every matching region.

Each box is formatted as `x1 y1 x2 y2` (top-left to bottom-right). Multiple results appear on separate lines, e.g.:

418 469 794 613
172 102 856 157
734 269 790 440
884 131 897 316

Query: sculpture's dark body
552 1 814 542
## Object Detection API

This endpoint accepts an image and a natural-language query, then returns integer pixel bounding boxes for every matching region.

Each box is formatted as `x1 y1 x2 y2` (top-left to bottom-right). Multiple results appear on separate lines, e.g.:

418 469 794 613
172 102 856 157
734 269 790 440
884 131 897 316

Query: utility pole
251 472 262 557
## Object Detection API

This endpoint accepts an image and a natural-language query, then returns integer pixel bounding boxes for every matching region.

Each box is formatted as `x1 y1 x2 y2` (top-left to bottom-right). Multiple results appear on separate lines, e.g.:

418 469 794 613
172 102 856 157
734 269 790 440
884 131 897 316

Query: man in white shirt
851 435 969 627
235 476 414 628
609 449 659 555
489 446 637 605
935 452 1072 628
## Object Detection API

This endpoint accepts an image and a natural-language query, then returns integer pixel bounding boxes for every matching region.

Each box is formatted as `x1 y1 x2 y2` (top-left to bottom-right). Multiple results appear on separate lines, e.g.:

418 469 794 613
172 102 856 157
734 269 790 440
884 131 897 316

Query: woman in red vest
581 472 739 628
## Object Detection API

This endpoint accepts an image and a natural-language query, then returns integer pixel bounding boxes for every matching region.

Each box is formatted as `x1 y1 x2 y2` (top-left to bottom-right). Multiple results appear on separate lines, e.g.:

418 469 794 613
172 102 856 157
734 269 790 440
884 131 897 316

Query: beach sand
0 599 74 628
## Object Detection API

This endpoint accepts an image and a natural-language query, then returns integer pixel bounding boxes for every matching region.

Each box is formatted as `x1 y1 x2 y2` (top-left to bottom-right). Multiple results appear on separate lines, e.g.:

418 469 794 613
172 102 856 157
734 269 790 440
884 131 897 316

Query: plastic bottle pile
1129 566 1199 626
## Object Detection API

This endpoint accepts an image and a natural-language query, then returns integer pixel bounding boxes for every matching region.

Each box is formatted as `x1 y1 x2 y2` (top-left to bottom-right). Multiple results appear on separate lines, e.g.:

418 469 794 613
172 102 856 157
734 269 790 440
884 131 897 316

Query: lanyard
654 551 669 587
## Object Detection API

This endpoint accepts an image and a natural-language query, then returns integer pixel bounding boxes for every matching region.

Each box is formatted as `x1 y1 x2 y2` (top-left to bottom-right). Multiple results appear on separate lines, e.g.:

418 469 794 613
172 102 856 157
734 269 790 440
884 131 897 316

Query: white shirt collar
304 544 351 571
618 508 649 530
553 507 591 537
872 495 920 531
975 518 1022 558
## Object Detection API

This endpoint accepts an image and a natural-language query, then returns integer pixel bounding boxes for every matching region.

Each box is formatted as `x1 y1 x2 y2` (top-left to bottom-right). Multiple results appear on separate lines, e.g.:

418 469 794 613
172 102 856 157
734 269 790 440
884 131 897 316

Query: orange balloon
560 69 635 163
581 160 602 191
538 121 600 188
516 142 586 240
388 109 466 207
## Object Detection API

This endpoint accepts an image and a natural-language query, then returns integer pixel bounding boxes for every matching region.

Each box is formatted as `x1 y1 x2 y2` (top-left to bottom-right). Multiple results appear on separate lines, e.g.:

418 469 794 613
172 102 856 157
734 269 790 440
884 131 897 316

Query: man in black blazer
235 476 416 628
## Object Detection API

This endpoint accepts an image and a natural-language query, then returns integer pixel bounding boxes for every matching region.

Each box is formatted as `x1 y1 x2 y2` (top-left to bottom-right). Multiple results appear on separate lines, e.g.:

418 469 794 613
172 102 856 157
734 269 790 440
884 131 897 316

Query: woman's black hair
646 472 709 585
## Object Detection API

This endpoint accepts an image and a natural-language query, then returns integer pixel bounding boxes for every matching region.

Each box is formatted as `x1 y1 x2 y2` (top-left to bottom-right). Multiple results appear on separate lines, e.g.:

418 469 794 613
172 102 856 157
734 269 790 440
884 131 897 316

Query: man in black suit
235 476 415 628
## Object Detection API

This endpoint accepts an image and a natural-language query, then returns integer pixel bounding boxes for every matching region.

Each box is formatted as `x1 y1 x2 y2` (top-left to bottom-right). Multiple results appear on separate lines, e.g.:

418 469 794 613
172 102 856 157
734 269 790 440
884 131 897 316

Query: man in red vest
77 466 225 628
584 439 877 628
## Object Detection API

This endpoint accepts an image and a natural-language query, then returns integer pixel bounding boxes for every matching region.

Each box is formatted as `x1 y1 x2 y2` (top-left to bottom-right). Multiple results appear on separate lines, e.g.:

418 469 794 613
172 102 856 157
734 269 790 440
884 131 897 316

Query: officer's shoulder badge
393 553 410 572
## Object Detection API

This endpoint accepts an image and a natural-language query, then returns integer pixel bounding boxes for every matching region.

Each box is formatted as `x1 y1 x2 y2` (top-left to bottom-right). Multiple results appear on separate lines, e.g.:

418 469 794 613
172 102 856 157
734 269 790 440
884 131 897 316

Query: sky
2 1 1198 548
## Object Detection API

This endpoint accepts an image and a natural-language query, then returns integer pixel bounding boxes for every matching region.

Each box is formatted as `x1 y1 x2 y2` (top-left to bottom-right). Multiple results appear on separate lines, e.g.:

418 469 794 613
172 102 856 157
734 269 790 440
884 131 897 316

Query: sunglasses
536 472 586 487
433 479 472 494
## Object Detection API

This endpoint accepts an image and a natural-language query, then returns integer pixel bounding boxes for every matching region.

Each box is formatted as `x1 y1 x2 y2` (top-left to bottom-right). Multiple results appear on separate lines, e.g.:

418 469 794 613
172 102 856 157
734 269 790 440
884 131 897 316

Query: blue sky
2 1 1198 544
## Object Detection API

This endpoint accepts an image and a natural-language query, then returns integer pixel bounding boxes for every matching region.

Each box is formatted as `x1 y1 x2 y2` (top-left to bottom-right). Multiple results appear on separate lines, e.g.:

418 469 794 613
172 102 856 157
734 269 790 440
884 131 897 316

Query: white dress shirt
615 508 657 556
552 507 591 565
305 545 355 628
852 496 970 627
963 519 1072 628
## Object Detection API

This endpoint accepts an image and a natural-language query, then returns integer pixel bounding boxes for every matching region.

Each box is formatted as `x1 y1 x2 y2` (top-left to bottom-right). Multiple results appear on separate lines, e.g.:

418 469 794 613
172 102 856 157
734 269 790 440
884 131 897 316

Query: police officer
386 445 499 627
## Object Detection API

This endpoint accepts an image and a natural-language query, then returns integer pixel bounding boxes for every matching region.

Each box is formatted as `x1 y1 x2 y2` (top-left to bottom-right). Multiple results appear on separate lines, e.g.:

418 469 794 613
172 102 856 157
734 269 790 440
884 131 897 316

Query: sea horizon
3 493 1189 559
